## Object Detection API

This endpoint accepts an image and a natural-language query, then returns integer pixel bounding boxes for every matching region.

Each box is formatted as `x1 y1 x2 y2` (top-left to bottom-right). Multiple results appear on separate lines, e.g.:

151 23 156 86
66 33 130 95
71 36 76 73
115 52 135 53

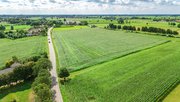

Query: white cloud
0 0 179 14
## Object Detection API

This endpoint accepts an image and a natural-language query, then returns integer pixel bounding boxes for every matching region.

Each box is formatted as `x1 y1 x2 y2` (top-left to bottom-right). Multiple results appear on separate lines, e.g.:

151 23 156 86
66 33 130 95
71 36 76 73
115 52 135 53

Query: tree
33 58 52 76
32 69 51 88
63 18 66 23
79 21 88 25
11 25 14 30
117 25 121 29
117 18 124 24
33 83 52 102
173 31 179 35
0 31 5 38
178 24 180 28
59 68 70 81
0 25 6 31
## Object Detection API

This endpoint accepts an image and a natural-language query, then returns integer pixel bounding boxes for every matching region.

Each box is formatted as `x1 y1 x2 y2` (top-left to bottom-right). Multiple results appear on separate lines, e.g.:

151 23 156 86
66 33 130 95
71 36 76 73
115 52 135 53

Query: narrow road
48 27 63 102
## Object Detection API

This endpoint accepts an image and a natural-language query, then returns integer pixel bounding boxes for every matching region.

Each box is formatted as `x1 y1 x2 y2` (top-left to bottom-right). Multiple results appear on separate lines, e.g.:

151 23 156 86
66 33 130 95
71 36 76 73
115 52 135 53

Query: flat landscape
59 37 180 102
0 15 180 102
0 36 47 69
52 27 168 71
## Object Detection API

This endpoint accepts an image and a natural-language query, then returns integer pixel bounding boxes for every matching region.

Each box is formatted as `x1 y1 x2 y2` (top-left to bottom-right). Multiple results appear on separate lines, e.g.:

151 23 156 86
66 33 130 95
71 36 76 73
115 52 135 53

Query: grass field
60 40 180 102
0 36 47 69
0 22 32 31
4 25 31 31
163 84 180 102
52 27 168 71
0 82 33 102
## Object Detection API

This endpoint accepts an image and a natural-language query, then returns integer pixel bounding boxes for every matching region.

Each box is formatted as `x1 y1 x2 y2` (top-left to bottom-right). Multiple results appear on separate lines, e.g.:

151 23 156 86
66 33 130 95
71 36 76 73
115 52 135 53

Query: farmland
52 27 168 71
0 36 47 69
0 15 180 102
60 39 180 102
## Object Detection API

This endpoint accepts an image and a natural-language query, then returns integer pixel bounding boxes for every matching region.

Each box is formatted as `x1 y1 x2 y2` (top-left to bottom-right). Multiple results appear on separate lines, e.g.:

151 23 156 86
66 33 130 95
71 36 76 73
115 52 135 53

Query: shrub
59 68 70 81
5 60 14 68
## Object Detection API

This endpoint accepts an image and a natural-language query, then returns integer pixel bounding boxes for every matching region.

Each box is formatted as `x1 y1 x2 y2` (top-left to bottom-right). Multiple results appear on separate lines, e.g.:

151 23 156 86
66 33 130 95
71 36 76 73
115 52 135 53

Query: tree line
106 23 179 36
0 53 53 102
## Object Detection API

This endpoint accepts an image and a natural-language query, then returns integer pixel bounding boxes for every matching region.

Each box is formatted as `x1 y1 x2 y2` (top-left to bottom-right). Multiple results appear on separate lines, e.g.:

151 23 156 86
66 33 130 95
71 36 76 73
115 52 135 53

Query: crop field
0 36 47 69
52 27 168 71
60 40 180 102
0 82 33 102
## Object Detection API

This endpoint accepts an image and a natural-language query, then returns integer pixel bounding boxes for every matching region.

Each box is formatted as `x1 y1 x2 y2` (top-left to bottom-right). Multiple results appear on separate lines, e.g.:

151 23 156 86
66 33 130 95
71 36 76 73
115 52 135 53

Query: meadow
0 82 33 102
0 22 31 31
52 27 168 71
0 36 47 69
60 39 180 102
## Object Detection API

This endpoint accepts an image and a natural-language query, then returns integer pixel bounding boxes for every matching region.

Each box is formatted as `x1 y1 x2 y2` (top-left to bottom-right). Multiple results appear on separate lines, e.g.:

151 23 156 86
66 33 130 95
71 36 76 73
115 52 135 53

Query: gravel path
48 27 63 102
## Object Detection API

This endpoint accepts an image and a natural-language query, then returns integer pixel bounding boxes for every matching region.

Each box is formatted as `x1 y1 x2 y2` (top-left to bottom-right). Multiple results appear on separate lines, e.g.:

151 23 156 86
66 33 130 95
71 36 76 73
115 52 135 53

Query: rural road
48 27 63 102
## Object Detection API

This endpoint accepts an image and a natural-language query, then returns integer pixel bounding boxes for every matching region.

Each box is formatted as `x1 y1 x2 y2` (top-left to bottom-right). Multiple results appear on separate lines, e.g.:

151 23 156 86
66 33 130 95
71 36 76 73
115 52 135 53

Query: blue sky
0 0 180 14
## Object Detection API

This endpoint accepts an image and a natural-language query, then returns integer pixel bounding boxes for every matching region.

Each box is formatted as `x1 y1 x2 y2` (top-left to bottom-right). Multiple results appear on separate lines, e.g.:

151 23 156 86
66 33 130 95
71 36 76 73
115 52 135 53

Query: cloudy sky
0 0 180 14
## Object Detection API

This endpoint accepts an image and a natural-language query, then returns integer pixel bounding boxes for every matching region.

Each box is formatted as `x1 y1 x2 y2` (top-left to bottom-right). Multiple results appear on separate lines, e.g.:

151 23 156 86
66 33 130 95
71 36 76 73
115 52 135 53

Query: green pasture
61 40 180 102
52 27 168 71
0 36 47 69
4 25 31 31
0 82 33 102
95 19 180 33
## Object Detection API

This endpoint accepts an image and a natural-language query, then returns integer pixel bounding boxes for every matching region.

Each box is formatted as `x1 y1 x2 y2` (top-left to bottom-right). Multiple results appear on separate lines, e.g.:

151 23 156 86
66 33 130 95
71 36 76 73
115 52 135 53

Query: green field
0 22 32 31
0 36 47 69
4 25 31 31
0 82 33 102
60 40 180 102
52 27 168 71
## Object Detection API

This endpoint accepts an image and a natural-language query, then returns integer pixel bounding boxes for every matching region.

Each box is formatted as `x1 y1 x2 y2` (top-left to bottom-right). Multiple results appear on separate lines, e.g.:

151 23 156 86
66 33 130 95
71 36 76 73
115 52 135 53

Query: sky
0 0 180 14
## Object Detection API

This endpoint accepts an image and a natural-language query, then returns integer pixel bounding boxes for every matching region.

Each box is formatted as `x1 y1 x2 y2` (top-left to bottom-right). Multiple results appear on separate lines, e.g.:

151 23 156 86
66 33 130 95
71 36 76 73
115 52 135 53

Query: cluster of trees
117 18 124 24
141 26 178 35
168 22 176 26
32 58 53 102
122 25 136 31
106 23 121 29
79 21 88 25
0 61 35 86
0 53 53 101
0 30 28 39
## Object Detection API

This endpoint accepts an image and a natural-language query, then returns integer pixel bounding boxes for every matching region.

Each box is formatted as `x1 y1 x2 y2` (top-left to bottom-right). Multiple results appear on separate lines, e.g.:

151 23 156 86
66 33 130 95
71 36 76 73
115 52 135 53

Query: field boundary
157 80 180 102
71 40 171 73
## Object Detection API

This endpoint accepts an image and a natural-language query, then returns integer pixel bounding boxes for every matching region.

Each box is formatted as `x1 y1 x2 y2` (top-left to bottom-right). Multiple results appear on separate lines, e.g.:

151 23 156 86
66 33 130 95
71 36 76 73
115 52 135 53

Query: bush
5 60 14 68
59 68 70 81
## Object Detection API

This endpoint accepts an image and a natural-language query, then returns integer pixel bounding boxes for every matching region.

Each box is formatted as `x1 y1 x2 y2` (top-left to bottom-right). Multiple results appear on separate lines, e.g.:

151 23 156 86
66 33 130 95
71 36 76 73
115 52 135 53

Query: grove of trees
0 54 53 102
